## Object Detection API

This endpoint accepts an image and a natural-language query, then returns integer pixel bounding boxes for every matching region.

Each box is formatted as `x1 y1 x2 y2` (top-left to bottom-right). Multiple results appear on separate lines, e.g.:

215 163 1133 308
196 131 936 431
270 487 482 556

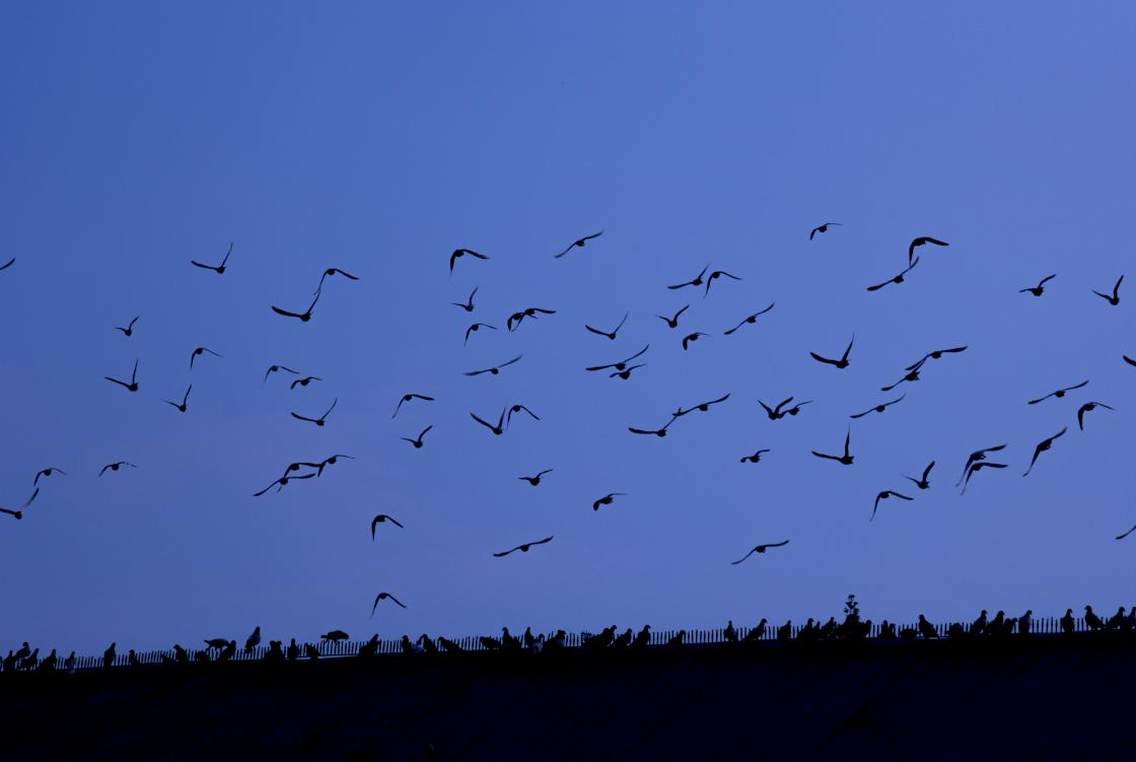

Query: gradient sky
2 3 1135 653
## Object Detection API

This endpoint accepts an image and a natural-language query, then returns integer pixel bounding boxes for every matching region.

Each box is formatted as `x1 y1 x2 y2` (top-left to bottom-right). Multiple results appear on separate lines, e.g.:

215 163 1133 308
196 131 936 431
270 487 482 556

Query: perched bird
554 231 604 259
585 312 629 341
904 461 935 490
908 236 949 265
906 346 967 370
704 270 742 297
244 626 261 654
586 345 648 372
164 385 192 413
1084 605 1103 631
271 292 320 322
191 242 233 274
810 335 854 369
450 248 489 272
1019 274 1057 297
506 308 556 331
1027 380 1088 405
103 642 116 670
731 541 789 564
1022 427 1067 476
506 404 541 427
0 257 14 271
681 332 707 351
657 304 689 329
253 473 315 497
739 449 771 464
812 428 854 465
592 492 627 511
1115 524 1136 541
1060 609 1075 634
518 469 553 486
464 322 496 344
392 393 434 418
0 489 37 520
956 444 1007 486
723 303 775 335
917 615 939 639
189 346 222 369
850 394 905 419
99 462 137 477
961 461 1007 494
464 354 523 377
1092 274 1124 305
493 536 554 557
33 467 67 486
673 393 731 417
105 359 140 392
291 398 338 427
449 286 477 313
114 316 140 337
1077 401 1115 430
809 222 841 240
370 513 404 539
371 592 408 617
264 365 299 383
871 490 914 521
667 265 710 290
609 363 646 380
401 425 433 449
470 409 507 436
314 267 359 296
866 257 920 292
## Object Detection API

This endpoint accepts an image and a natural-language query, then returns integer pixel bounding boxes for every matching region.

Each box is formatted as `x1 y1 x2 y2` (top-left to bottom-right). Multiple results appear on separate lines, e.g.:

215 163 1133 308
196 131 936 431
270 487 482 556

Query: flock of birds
2 223 1135 652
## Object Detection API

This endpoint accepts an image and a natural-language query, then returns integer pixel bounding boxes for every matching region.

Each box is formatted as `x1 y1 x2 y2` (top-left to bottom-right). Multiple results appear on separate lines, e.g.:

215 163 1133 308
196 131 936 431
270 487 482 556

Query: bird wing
271 305 303 318
731 548 757 565
893 492 914 501
925 237 949 246
1115 524 1136 540
0 257 14 271
493 548 516 557
923 461 935 480
1026 392 1051 405
469 412 495 430
584 324 609 337
333 268 359 280
291 412 317 422
498 354 523 369
418 425 432 440
586 362 615 371
220 243 232 267
849 408 872 419
866 279 890 292
1040 274 1057 285
1115 274 1125 295
809 227 819 240
464 368 489 376
613 312 629 333
622 345 649 364
322 398 338 418
765 540 789 548
21 489 39 509
810 352 836 365
190 260 215 270
1063 380 1090 393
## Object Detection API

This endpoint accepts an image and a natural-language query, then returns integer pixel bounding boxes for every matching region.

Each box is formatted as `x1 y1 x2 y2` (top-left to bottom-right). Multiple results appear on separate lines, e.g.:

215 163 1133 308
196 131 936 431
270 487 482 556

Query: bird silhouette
189 346 222 369
704 270 742 297
674 392 731 417
191 242 232 274
370 514 404 539
271 292 320 322
1022 427 1067 476
99 462 137 477
657 304 689 329
681 332 707 351
908 236 949 265
906 346 967 370
164 385 192 413
291 398 337 427
956 444 1006 486
1092 274 1123 305
1019 274 1057 297
290 375 321 390
1124 355 1136 368
587 345 648 372
880 369 920 392
450 248 489 272
731 541 789 564
904 461 935 490
850 394 905 419
392 393 434 418
33 467 67 486
493 536 554 557
309 453 354 477
401 425 433 448
371 592 408 617
592 492 627 511
554 231 603 258
518 469 553 486
104 359 140 392
609 363 646 380
244 626 261 653
812 427 854 465
506 307 556 331
758 396 810 420
739 449 771 464
464 322 496 344
506 404 540 427
667 265 710 290
1115 524 1136 541
1077 401 1115 430
810 335 854 369
264 364 299 382
585 312 628 340
961 461 1007 494
866 257 920 292
470 408 507 436
1028 380 1088 405
723 303 775 335
465 355 523 377
628 417 677 437
253 472 315 496
0 488 37 520
314 267 359 296
452 286 478 312
871 490 914 521
114 316 139 337
809 222 841 240
0 257 14 271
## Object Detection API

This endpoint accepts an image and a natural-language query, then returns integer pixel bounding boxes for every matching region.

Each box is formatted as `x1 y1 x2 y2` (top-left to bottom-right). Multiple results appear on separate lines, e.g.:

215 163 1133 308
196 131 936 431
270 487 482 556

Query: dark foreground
2 635 1134 761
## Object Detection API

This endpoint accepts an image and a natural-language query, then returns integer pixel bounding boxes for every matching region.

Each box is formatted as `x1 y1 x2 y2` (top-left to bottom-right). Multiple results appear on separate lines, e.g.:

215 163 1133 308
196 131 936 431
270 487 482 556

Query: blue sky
2 2 1135 652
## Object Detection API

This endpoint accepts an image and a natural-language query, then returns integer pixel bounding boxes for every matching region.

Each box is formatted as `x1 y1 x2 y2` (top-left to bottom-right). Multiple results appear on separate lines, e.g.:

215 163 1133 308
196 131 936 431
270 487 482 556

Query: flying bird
1022 427 1067 476
1092 275 1124 305
291 398 338 427
305 454 354 477
956 444 1007 486
392 393 434 418
253 472 315 497
681 332 707 351
961 461 1007 494
723 303 775 335
704 270 742 297
851 394 905 419
506 307 556 331
739 449 771 464
554 231 603 259
674 393 731 417
371 592 408 617
1019 274 1056 297
881 367 921 392
0 488 38 519
586 345 648 372
628 418 677 437
191 242 233 274
271 292 320 322
657 305 689 329
667 265 709 290
585 312 629 341
104 359 140 392
164 385 192 413
189 346 222 369
464 322 496 344
731 541 789 564
809 223 841 240
906 346 967 370
493 536 554 557
450 248 488 272
904 461 935 490
290 375 321 390
452 287 478 312
812 428 854 465
314 267 359 296
758 396 801 421
592 493 626 511
609 363 646 380
506 404 540 427
871 490 914 521
470 409 507 436
1077 401 1115 431
1027 380 1088 405
264 365 299 383
908 236 949 265
810 335 854 369
518 469 553 486
464 354 523 377
114 316 140 337
401 425 432 449
370 514 404 539
866 257 920 292
33 467 67 486
99 462 137 477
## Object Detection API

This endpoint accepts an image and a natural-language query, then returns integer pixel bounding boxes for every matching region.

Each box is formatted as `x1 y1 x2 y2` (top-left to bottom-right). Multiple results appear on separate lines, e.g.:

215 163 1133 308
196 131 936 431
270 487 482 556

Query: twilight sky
2 2 1135 653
